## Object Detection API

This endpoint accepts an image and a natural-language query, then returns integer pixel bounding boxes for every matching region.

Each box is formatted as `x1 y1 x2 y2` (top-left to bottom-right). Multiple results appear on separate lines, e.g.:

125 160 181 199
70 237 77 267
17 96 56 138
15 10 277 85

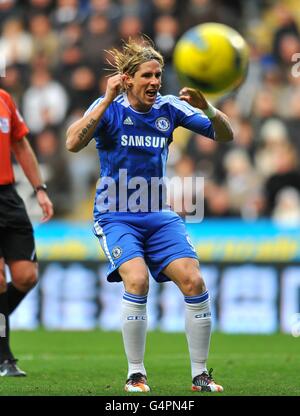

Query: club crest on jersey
155 117 170 132
112 246 122 259
0 117 9 133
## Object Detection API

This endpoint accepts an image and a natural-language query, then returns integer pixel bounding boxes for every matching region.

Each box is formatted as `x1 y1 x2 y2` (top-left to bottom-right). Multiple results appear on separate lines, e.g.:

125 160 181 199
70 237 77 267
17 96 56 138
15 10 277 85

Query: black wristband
34 184 47 194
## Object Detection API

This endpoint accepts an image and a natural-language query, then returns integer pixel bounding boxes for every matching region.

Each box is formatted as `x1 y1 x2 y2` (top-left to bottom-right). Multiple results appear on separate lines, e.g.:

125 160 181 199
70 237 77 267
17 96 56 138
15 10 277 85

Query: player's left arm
12 137 54 222
179 87 234 142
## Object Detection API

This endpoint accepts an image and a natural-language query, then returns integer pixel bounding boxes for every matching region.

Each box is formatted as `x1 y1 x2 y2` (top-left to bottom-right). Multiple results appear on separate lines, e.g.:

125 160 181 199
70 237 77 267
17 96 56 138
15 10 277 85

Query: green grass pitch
0 330 299 396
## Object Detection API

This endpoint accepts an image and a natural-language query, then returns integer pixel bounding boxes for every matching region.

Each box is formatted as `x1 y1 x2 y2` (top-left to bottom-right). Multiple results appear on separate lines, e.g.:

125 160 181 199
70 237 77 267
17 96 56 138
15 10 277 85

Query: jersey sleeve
0 90 29 141
168 95 215 140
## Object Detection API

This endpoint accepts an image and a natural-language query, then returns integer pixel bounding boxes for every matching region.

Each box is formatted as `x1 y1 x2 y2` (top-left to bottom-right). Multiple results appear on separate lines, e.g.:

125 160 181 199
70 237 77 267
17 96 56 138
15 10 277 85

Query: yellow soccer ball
173 23 249 96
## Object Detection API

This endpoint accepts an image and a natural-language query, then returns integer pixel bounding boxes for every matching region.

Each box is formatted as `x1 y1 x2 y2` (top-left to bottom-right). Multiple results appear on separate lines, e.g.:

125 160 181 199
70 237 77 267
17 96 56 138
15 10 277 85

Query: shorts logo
155 117 170 132
0 118 9 133
112 246 122 259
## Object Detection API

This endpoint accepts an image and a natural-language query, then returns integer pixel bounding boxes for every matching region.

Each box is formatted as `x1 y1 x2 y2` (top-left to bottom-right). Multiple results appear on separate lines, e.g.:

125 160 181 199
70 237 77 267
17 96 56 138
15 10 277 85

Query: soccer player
66 38 233 392
0 88 53 376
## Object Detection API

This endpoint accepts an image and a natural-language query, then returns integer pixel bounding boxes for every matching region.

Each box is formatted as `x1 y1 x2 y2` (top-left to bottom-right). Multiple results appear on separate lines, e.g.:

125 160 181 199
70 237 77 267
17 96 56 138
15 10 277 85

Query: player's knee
180 272 206 296
124 275 149 296
13 268 38 292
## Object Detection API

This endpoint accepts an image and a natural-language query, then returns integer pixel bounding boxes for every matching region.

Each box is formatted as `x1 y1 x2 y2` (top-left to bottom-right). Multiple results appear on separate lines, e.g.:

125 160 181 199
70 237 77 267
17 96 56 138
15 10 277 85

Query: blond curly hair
107 37 164 77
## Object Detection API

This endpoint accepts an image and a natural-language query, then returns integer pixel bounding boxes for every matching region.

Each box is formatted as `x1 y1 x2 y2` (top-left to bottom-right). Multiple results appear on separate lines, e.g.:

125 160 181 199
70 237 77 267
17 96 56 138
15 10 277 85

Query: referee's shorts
0 184 37 262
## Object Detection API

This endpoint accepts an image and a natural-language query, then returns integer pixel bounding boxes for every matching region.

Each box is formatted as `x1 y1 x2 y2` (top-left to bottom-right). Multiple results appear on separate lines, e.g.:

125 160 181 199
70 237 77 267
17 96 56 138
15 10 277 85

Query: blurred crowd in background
1 0 300 225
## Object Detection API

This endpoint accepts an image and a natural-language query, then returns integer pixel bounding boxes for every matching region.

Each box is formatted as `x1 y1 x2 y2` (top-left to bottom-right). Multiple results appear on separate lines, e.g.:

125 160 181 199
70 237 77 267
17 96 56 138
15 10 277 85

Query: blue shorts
93 210 198 283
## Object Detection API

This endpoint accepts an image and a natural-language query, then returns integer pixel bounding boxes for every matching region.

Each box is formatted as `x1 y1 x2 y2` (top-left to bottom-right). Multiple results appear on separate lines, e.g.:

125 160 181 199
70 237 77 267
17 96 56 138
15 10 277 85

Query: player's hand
179 87 210 111
104 74 126 103
36 191 54 223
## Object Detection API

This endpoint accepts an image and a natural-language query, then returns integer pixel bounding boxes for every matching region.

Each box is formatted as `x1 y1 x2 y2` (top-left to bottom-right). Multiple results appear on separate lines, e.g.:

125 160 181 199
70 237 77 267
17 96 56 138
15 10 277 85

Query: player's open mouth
145 90 157 98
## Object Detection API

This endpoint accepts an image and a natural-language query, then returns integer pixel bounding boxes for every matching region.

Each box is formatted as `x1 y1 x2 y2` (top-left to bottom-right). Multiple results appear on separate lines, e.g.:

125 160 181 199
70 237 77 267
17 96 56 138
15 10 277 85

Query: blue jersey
85 92 215 218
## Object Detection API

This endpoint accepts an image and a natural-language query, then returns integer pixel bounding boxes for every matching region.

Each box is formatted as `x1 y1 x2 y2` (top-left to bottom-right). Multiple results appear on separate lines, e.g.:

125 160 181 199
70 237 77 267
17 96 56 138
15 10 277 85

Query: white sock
184 291 212 379
121 292 148 379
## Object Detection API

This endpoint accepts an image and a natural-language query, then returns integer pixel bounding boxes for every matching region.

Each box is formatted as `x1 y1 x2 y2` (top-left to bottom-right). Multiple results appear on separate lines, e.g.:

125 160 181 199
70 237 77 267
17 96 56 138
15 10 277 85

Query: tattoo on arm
78 118 97 142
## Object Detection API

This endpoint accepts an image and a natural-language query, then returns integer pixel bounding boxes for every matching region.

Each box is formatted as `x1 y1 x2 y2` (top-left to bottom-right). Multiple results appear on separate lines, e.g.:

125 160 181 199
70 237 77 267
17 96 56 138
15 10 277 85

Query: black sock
7 282 27 315
0 292 14 362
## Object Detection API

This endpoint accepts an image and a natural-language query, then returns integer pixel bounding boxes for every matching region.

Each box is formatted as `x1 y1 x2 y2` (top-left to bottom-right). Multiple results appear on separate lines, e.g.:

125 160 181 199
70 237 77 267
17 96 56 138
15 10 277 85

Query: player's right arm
66 74 124 152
